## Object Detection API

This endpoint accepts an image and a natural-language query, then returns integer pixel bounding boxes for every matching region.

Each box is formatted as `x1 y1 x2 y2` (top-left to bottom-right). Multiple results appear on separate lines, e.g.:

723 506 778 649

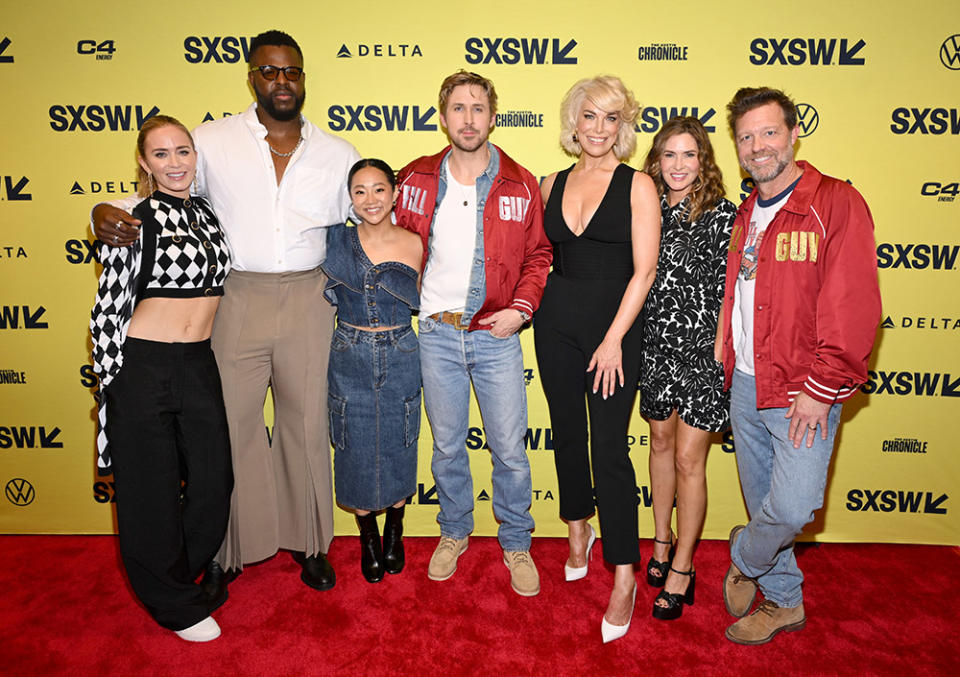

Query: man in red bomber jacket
719 87 881 645
394 70 551 597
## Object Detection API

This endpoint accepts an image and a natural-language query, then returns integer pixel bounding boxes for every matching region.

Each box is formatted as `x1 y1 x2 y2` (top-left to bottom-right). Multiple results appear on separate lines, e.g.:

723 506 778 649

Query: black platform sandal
651 567 696 621
645 536 674 588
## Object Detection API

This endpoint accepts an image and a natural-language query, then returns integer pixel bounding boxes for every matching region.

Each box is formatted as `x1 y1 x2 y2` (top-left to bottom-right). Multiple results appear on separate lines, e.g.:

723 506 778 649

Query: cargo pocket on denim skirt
328 393 347 449
403 394 421 448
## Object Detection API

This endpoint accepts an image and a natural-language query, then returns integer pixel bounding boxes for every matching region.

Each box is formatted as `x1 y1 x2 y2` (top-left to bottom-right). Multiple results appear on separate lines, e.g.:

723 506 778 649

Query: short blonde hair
559 76 639 160
438 70 498 116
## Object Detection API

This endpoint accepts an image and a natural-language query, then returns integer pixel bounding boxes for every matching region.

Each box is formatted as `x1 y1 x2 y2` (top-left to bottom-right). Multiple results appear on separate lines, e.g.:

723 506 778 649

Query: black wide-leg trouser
105 337 233 631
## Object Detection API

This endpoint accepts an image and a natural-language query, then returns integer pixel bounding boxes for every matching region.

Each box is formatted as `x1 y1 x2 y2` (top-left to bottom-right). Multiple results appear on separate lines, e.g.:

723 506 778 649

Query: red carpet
0 535 957 676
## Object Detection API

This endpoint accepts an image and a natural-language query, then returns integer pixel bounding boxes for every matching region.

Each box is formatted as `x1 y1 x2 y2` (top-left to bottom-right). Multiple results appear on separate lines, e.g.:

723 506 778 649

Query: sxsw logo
749 37 866 65
795 103 819 137
941 34 960 70
6 479 35 506
68 179 139 196
464 37 578 65
861 370 960 397
881 437 928 454
183 36 254 63
0 369 26 385
65 239 98 264
2 246 27 260
327 105 437 132
1 176 31 201
845 489 947 514
881 315 960 331
920 181 958 203
0 37 13 63
0 306 48 329
876 243 959 270
637 106 716 133
890 108 960 135
739 178 757 202
336 43 423 58
93 481 117 503
49 105 160 132
467 426 555 451
0 426 63 449
77 39 115 60
80 364 99 389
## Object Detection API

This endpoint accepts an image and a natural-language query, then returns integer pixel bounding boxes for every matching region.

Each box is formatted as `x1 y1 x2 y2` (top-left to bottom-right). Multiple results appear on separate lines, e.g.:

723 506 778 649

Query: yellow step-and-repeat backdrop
2 1 958 545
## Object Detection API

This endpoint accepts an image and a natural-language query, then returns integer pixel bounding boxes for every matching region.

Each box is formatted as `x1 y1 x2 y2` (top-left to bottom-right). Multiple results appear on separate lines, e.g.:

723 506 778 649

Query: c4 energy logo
1 176 31 201
183 36 254 63
336 43 423 58
940 34 960 70
0 369 26 384
49 105 160 132
749 37 866 65
861 370 960 397
0 426 63 449
795 103 819 137
637 106 716 133
327 105 436 132
464 37 577 65
637 43 688 61
0 305 48 329
920 181 957 203
846 489 947 514
881 314 960 331
5 479 35 506
77 39 115 60
890 108 960 135
0 37 13 63
876 243 959 270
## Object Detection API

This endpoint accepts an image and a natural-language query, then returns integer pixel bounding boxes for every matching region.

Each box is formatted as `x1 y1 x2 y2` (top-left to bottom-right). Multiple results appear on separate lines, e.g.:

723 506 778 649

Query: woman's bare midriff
126 297 220 342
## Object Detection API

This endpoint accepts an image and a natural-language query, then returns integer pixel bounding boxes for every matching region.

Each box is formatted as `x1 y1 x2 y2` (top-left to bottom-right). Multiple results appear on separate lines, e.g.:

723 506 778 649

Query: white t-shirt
732 183 796 375
420 171 477 316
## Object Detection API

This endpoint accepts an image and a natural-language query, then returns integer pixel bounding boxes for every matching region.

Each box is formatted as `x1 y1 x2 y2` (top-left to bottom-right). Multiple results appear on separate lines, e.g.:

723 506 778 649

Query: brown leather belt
428 311 470 330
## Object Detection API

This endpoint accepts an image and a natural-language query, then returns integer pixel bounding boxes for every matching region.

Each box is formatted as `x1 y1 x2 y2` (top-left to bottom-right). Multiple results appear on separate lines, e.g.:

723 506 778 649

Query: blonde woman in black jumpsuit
534 76 660 643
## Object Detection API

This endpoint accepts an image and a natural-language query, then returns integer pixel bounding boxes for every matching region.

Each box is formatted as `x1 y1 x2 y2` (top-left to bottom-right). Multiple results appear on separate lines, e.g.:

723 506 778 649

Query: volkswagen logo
5 478 35 506
796 103 819 138
941 34 960 70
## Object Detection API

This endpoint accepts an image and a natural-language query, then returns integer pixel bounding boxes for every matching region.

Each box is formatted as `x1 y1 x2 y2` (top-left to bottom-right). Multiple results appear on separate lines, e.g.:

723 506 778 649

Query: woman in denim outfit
322 159 424 583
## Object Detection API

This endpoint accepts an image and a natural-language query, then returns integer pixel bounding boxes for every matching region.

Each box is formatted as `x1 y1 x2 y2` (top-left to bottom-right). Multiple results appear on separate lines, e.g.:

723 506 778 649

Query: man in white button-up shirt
94 31 360 602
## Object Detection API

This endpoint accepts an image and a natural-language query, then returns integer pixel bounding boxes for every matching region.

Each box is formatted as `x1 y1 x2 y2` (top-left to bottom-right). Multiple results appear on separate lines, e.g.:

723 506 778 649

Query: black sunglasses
249 65 304 81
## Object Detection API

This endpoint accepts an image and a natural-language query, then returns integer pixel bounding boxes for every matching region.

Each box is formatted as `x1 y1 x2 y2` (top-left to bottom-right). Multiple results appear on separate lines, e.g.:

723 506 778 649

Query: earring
572 132 578 144
148 173 155 194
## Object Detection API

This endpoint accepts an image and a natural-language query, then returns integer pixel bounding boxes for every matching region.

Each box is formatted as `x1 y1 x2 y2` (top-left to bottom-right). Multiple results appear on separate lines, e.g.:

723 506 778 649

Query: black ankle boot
356 513 384 583
383 505 405 574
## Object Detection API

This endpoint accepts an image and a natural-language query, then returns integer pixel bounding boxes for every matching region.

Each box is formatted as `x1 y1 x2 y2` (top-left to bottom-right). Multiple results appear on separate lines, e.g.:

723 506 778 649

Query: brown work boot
503 550 540 597
427 536 468 581
724 525 758 617
725 599 806 645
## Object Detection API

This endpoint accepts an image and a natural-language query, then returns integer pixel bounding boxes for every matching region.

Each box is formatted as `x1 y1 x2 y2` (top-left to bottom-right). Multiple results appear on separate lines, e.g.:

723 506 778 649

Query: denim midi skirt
328 323 421 510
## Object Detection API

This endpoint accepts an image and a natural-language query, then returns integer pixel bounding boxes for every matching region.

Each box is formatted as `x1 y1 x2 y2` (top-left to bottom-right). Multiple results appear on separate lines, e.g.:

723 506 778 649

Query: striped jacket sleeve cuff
802 376 858 404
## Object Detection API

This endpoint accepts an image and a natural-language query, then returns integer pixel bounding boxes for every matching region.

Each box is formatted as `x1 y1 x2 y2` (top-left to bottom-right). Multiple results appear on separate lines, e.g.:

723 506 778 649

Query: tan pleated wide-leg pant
210 267 334 570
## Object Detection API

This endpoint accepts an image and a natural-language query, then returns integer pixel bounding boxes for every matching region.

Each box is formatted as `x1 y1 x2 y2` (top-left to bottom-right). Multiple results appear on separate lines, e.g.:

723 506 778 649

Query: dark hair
642 116 726 223
726 86 797 133
248 30 303 64
348 158 396 190
438 70 498 116
135 115 194 197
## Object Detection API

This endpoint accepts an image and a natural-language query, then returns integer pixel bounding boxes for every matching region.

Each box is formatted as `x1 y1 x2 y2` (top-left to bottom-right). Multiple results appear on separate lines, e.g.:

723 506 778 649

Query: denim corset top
322 223 419 328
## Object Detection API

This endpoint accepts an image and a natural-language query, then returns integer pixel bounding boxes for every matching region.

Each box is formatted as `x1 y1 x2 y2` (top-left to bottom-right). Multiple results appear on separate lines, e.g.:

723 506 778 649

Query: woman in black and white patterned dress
639 116 735 620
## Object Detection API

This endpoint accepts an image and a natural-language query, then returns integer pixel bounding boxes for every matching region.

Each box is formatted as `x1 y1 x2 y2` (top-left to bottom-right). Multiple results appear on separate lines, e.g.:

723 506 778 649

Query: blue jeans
729 369 842 608
418 316 534 551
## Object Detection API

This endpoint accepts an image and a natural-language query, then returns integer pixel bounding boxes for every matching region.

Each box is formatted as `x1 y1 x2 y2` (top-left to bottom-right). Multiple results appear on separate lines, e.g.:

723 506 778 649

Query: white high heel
601 585 637 644
564 524 596 581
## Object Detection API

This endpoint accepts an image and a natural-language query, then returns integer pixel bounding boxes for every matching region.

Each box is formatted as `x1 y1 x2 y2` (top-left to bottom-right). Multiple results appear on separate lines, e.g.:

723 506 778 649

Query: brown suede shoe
723 525 758 618
725 599 806 645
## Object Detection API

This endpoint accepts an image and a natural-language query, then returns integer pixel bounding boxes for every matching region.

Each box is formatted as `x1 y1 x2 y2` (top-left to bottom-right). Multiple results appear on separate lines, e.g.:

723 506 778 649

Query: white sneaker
174 616 221 642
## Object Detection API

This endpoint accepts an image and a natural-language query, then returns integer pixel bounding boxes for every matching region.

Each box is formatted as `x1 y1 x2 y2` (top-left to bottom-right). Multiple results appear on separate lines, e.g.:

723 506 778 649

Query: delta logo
749 37 866 66
920 181 958 203
876 243 959 270
940 34 960 70
0 305 48 330
0 426 63 449
49 105 160 132
183 36 255 63
881 315 960 331
1 245 27 260
846 489 947 514
861 370 960 397
327 104 436 132
890 108 960 135
1 176 31 201
335 43 423 58
464 37 578 65
65 239 98 264
636 106 716 134
68 179 139 196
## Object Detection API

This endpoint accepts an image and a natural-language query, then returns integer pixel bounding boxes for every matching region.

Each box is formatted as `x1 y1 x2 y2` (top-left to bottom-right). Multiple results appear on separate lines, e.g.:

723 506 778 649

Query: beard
449 127 489 153
255 86 305 122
